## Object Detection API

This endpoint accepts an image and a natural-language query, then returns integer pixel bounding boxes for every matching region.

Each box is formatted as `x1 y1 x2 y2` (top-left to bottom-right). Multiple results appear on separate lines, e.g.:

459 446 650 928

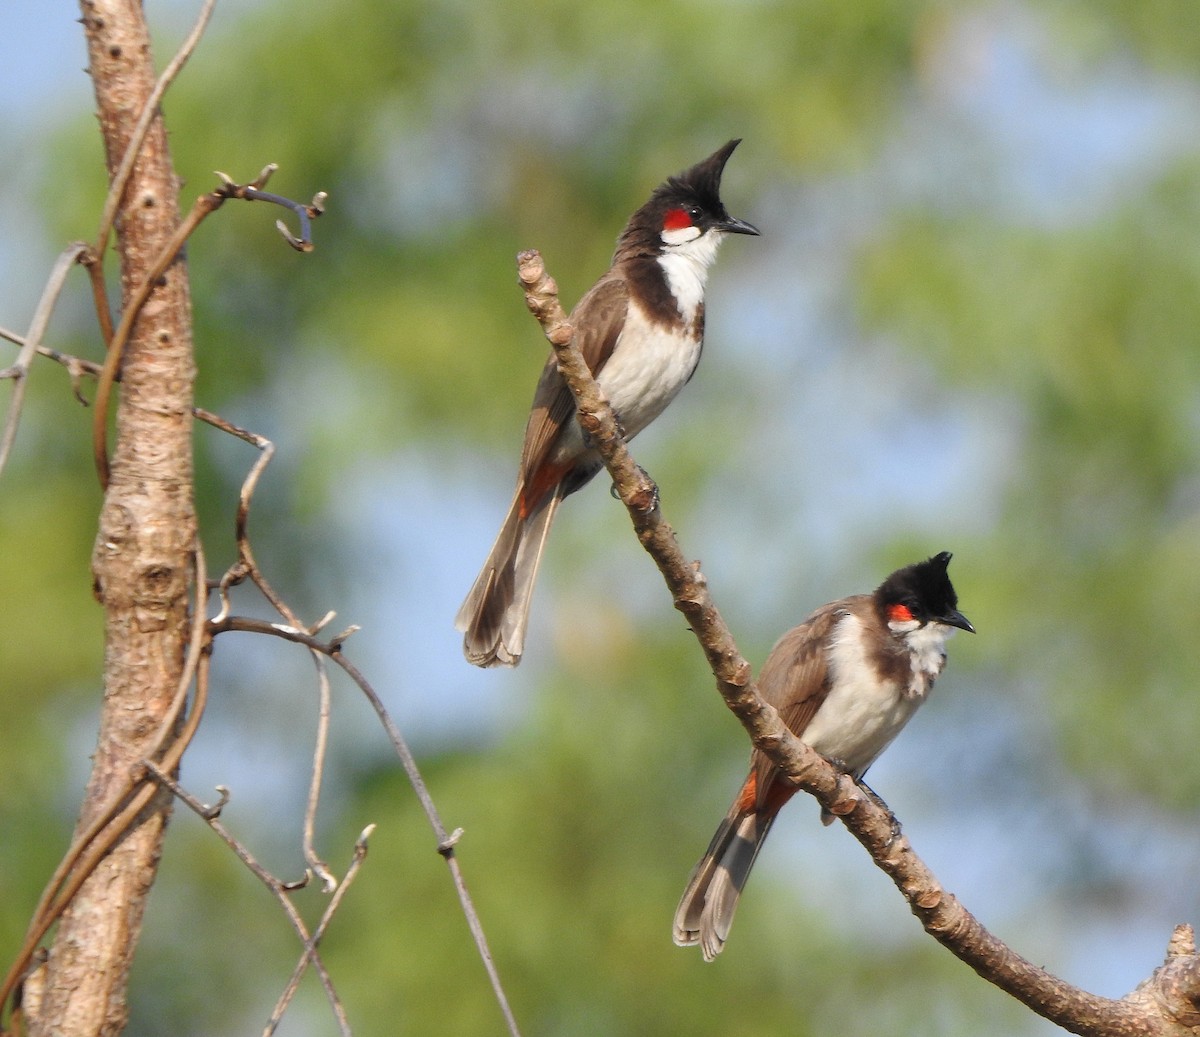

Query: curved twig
92 170 325 488
92 0 218 257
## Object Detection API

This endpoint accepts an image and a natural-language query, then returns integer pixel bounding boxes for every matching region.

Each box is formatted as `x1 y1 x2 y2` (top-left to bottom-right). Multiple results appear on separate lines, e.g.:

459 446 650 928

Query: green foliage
857 162 1200 809
6 0 1200 1033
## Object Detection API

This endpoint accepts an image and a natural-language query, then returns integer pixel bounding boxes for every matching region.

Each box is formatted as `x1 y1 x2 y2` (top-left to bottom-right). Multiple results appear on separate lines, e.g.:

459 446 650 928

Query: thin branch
192 406 292 620
141 763 350 1036
303 659 338 893
193 407 339 890
83 0 218 354
196 408 518 1033
92 0 218 257
514 248 1194 1037
209 615 524 1037
0 331 102 405
0 243 88 477
263 825 374 1037
92 167 325 488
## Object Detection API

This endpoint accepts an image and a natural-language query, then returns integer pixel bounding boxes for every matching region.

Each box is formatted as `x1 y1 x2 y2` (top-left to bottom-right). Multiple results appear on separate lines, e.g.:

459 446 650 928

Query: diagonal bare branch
513 248 1197 1037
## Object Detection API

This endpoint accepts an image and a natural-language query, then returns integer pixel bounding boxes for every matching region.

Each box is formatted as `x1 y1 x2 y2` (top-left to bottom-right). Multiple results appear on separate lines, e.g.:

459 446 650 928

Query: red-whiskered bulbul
456 140 759 668
673 551 974 961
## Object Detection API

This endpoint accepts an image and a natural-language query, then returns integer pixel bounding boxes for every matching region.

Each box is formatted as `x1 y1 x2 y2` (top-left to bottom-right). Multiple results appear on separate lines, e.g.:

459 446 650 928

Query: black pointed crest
656 138 742 214
616 139 753 258
875 551 971 631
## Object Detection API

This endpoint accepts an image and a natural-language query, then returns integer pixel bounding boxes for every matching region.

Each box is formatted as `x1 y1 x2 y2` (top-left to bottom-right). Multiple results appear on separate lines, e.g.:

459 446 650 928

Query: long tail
455 485 563 668
673 778 778 961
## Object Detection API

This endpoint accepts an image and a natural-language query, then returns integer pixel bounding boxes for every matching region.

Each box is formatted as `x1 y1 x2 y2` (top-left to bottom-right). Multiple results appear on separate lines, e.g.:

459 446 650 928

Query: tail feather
456 487 562 667
673 800 776 961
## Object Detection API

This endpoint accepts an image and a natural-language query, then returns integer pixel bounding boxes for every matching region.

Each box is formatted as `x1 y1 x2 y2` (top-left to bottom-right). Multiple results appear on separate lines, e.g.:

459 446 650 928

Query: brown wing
518 275 629 483
750 597 866 807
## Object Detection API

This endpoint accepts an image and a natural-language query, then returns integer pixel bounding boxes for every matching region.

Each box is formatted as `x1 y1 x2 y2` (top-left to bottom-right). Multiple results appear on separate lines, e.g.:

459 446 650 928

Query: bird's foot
855 778 902 838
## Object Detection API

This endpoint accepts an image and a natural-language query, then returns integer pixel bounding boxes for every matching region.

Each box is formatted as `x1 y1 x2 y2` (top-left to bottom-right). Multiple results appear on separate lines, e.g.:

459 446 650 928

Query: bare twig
263 825 375 1037
0 243 88 477
209 615 524 1037
0 330 102 404
192 407 339 890
194 406 519 1032
92 167 325 488
141 763 351 1036
303 660 338 893
514 248 1200 1037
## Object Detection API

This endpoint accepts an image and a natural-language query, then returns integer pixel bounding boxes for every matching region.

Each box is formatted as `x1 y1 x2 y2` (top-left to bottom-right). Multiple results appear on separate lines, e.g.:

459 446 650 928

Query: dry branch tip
210 167 326 252
329 625 361 651
281 871 312 893
204 785 232 820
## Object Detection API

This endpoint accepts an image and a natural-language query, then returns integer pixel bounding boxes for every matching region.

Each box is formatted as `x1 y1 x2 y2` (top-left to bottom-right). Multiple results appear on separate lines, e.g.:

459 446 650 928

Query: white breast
800 613 945 778
593 305 702 440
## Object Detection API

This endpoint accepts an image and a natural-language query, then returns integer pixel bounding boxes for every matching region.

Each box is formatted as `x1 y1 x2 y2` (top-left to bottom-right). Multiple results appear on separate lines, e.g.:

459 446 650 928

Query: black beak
719 215 760 236
940 609 975 634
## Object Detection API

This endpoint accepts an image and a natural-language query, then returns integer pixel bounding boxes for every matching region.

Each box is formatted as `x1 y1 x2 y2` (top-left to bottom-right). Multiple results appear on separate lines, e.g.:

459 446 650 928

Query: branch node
250 163 279 190
203 785 232 820
66 358 92 405
914 887 944 911
437 828 464 857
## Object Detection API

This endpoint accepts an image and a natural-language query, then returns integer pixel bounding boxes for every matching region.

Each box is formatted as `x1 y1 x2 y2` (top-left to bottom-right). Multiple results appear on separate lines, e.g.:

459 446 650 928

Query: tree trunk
29 2 196 1033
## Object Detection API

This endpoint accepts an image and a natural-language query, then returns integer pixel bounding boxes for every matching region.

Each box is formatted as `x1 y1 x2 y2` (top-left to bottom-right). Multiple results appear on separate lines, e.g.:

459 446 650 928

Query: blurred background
3 1 1200 1034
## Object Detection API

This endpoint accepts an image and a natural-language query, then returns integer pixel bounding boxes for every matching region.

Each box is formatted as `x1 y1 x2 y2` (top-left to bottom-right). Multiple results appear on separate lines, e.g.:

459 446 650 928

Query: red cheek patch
887 603 915 623
662 208 693 231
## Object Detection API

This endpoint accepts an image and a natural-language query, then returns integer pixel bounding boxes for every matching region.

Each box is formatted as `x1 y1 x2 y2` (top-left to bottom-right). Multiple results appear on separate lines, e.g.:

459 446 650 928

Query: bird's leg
610 465 660 512
855 777 903 839
581 411 627 451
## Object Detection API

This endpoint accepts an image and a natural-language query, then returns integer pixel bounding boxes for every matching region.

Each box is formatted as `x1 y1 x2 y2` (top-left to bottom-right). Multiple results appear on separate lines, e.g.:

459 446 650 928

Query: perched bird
673 552 974 961
456 140 758 668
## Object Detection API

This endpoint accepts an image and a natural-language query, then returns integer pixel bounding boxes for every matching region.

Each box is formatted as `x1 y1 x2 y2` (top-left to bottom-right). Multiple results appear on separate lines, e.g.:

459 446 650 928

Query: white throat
890 618 956 682
656 229 722 324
